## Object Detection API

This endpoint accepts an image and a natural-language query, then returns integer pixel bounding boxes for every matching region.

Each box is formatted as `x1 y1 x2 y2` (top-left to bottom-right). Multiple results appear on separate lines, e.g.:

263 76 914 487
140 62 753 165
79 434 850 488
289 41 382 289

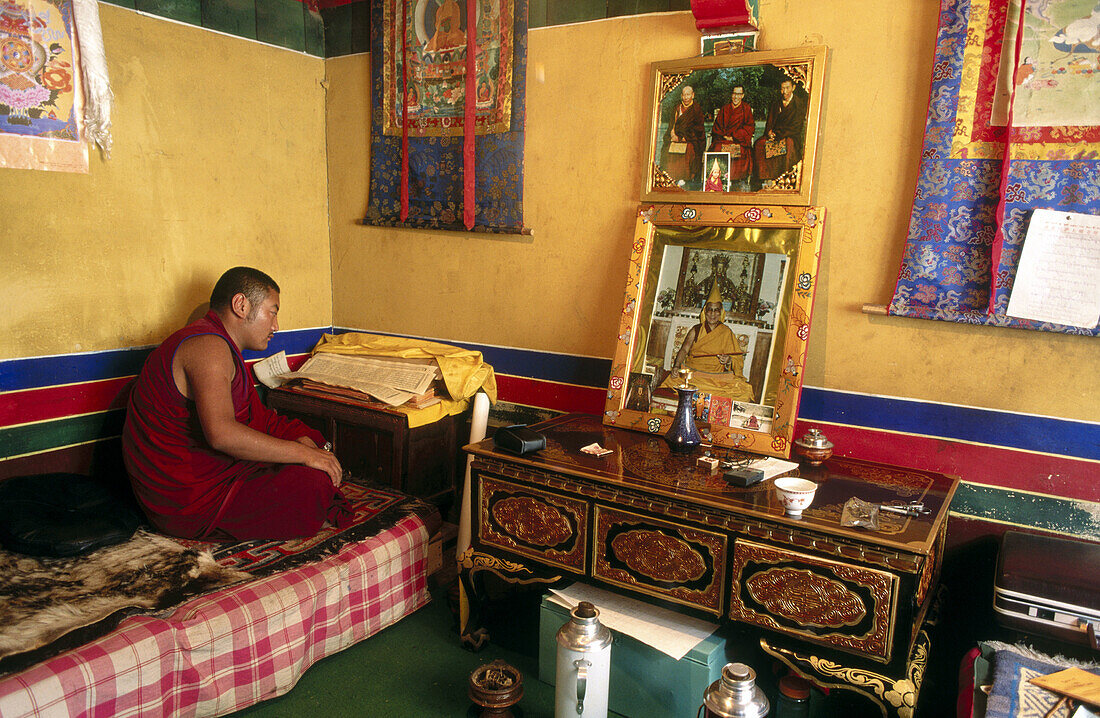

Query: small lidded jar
775 672 811 718
701 662 770 718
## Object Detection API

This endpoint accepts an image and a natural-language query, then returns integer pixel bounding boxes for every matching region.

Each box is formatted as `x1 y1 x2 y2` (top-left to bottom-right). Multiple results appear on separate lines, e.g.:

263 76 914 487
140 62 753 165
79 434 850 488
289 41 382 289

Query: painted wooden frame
643 46 826 206
604 203 825 458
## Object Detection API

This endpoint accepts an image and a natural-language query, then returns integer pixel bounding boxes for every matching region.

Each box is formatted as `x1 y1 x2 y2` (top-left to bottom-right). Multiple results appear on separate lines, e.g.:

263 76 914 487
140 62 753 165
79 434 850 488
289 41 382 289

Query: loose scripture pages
1006 209 1100 328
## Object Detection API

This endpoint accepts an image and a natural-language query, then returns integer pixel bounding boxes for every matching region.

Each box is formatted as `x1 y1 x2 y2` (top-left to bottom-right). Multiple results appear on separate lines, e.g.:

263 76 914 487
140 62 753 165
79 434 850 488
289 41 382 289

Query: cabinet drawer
592 505 726 616
478 475 587 574
729 539 898 662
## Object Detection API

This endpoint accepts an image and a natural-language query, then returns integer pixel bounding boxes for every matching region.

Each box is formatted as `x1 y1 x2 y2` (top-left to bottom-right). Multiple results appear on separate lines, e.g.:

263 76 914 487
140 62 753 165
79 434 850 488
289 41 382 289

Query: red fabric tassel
400 0 410 221
463 0 476 230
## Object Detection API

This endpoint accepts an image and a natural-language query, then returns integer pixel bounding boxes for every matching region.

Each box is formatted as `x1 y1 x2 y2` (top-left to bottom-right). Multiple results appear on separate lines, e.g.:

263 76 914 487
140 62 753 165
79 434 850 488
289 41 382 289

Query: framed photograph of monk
604 203 825 458
643 46 826 206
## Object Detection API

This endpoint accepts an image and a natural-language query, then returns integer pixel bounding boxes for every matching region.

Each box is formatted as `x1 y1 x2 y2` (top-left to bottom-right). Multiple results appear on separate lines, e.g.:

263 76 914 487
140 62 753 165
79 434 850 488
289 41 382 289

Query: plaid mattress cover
0 513 431 718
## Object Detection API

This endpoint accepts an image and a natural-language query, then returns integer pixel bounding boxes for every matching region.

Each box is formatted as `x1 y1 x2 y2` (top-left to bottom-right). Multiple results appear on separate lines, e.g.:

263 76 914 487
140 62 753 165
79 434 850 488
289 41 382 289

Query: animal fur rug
0 530 251 668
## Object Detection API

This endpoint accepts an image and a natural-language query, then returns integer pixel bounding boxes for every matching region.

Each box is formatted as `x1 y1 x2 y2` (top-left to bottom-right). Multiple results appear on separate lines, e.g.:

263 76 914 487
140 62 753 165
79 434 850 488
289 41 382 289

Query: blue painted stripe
0 328 329 392
0 348 149 392
331 328 613 388
241 327 329 361
799 387 1100 462
5 331 1096 463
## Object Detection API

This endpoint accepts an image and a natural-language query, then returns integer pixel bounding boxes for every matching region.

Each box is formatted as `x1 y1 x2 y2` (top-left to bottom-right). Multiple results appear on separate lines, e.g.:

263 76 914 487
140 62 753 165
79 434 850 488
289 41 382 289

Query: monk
123 267 348 541
662 85 706 187
661 285 755 402
424 0 465 52
709 85 754 187
753 77 807 184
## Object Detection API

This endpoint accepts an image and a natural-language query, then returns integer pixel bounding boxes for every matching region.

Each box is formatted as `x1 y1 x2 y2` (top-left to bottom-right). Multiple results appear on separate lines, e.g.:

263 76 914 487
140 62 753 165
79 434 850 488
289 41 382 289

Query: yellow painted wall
327 4 1099 423
0 5 332 360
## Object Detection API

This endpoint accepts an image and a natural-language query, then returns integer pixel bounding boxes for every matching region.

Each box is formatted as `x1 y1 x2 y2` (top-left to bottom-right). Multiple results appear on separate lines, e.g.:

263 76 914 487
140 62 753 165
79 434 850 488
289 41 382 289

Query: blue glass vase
666 384 702 453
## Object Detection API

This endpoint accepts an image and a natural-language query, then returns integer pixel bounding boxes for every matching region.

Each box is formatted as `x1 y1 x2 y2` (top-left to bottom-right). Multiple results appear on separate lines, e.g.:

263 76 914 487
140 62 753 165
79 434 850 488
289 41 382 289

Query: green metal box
538 595 727 718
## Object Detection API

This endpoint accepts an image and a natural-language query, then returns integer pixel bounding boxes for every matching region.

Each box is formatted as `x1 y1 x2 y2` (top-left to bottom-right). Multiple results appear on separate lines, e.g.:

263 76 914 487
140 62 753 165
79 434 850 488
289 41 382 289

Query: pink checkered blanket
0 513 431 718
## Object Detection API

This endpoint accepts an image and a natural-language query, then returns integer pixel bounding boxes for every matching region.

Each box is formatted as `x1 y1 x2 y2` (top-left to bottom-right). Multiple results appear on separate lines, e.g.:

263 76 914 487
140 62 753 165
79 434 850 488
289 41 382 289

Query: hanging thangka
888 0 1099 335
365 0 527 233
0 0 107 173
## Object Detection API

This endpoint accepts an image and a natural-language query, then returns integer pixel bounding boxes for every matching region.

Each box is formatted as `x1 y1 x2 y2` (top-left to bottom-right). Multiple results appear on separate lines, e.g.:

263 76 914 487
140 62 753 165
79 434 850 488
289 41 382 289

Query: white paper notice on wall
1006 209 1100 329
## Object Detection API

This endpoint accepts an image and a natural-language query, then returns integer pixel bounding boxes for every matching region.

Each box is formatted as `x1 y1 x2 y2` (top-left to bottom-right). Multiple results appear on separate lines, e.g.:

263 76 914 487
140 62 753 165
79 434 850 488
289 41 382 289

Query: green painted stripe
0 411 126 460
951 483 1100 542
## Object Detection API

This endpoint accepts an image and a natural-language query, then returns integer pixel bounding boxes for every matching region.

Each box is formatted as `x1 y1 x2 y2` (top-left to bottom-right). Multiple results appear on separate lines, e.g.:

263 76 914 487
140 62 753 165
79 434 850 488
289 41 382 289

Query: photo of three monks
123 267 350 541
659 75 808 191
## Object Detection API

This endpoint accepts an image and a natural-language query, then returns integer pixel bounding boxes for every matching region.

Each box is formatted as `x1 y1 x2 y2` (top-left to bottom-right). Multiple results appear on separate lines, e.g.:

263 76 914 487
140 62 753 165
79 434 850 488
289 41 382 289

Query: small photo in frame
701 31 758 56
703 152 731 192
643 46 826 205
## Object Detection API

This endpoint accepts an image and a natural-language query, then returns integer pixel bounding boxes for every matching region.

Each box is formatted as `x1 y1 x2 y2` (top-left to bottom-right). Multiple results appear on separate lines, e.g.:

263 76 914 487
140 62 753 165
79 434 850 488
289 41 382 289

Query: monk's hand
302 444 343 487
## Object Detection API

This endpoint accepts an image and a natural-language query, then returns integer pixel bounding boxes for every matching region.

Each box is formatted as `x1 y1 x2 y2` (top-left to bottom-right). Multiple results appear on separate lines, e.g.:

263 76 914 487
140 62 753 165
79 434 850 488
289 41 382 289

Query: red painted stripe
0 377 134 428
0 354 310 429
496 375 606 415
794 420 1100 503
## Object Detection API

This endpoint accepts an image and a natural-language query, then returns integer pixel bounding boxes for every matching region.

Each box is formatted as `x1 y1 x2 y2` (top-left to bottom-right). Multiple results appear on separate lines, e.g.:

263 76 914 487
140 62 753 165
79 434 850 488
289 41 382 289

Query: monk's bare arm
176 335 342 485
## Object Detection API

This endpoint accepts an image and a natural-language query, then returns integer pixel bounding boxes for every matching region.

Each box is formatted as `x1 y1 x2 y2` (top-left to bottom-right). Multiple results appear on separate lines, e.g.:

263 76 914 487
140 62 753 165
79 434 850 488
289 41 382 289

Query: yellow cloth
311 333 497 428
662 323 754 401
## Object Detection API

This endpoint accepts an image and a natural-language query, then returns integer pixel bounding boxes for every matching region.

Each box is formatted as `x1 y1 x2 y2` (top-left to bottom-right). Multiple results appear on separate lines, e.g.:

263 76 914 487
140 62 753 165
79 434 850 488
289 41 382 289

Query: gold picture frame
643 46 826 206
604 203 825 458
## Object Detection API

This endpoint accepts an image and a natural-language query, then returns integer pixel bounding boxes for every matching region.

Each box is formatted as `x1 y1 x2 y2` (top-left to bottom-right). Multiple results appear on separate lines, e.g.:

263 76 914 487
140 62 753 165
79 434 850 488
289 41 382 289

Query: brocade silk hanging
889 0 1099 335
0 0 86 172
365 0 527 233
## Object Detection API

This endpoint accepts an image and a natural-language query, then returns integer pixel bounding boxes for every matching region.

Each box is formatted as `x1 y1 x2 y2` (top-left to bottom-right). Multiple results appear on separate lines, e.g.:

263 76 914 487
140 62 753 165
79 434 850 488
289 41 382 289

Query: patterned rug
984 641 1100 718
183 478 439 576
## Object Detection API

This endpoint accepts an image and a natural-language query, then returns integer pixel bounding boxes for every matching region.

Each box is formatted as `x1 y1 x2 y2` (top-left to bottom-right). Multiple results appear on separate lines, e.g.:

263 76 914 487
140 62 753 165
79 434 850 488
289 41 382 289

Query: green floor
227 574 949 718
229 582 604 718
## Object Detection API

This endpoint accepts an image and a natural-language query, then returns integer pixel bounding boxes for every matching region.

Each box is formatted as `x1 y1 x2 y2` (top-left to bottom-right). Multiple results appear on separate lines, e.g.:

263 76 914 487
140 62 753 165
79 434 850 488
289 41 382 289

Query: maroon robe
123 311 348 541
709 101 754 181
662 100 706 184
753 91 807 181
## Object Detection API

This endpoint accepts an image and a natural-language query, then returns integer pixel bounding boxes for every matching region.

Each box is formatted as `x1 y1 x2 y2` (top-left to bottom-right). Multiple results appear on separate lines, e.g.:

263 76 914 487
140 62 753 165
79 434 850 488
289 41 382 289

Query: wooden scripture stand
267 384 457 510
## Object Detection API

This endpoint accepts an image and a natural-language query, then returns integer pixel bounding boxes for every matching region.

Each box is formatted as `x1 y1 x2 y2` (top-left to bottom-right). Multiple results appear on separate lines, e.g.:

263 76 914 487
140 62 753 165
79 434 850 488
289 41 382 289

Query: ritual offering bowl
468 659 524 718
774 477 819 518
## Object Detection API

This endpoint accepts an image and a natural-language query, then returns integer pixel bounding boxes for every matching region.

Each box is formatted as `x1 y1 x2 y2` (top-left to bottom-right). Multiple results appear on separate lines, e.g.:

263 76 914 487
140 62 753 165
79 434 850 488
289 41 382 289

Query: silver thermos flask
699 662 770 718
555 601 613 718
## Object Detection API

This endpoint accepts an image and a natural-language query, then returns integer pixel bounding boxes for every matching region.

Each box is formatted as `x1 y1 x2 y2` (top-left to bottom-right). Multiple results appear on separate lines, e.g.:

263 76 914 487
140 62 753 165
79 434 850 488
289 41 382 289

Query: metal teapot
699 662 770 718
555 601 613 718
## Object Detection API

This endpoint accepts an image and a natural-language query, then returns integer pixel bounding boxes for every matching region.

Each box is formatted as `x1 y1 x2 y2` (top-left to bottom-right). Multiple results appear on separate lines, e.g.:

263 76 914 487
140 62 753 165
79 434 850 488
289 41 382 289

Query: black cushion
0 473 145 557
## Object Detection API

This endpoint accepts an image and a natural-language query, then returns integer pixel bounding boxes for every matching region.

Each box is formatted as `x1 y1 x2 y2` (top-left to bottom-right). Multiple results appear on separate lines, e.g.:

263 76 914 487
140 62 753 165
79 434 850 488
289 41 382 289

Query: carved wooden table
458 414 958 718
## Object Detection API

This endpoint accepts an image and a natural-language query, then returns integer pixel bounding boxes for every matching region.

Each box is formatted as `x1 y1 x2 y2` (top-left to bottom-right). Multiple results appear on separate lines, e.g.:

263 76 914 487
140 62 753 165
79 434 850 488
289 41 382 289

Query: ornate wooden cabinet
459 414 958 718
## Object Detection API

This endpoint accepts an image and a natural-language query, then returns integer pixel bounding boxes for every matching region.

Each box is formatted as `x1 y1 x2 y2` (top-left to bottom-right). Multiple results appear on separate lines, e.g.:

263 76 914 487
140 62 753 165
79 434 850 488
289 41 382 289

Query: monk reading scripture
123 267 348 541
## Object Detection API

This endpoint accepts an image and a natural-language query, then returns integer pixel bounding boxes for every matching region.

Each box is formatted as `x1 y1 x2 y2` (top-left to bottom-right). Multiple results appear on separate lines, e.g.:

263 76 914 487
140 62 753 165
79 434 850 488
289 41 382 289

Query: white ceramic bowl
774 477 818 517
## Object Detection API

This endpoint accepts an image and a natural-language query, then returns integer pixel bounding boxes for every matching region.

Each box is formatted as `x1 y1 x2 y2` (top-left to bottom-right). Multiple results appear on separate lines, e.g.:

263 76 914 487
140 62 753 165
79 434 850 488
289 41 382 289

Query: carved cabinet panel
729 539 898 662
478 475 588 574
593 505 727 615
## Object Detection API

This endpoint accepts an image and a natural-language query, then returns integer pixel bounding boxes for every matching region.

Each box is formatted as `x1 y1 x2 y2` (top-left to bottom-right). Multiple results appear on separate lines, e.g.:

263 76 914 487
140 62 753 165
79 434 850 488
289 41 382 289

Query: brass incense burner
794 428 834 465
468 659 523 718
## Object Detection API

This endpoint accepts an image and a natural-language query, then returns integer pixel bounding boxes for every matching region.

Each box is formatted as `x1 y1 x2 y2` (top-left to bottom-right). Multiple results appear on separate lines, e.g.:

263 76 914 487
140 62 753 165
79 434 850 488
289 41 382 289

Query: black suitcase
993 530 1100 650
